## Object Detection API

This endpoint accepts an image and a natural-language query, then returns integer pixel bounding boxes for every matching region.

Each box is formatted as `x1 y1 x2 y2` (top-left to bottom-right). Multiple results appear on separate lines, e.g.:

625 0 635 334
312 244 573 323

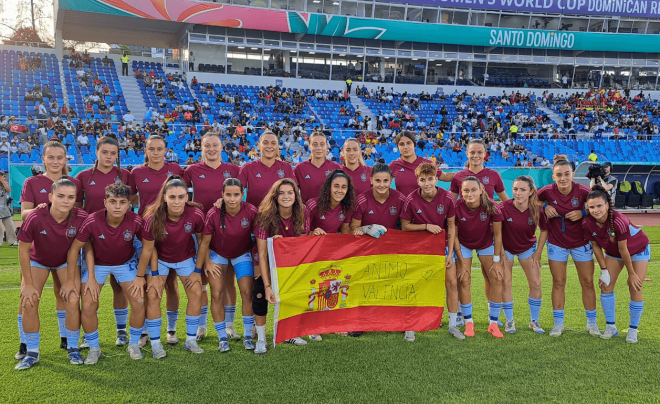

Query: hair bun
553 154 568 164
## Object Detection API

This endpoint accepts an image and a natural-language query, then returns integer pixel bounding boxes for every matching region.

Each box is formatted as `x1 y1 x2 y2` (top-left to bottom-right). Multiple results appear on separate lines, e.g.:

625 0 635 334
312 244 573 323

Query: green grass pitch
0 228 659 403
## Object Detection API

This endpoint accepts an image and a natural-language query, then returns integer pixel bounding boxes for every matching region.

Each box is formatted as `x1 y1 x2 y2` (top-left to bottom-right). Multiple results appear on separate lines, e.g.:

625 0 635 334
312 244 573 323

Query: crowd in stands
15 54 42 71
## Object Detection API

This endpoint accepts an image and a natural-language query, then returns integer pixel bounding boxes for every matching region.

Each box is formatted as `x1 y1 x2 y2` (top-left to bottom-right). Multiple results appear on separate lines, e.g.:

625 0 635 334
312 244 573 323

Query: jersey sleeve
171 163 184 176
614 215 631 242
493 171 505 193
182 167 193 187
134 216 144 241
352 199 364 221
302 207 311 235
445 197 456 218
400 195 414 222
285 164 297 184
492 205 504 222
16 212 35 243
582 220 594 241
141 215 155 242
76 216 94 243
71 177 84 203
449 176 459 194
128 170 139 195
237 164 249 190
293 164 303 185
19 178 34 204
538 208 549 231
203 208 217 236
193 208 205 233
254 222 269 240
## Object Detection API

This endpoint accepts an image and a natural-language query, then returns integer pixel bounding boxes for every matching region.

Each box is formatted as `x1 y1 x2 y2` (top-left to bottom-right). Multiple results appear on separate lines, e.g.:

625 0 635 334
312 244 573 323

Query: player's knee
252 280 268 317
186 283 202 300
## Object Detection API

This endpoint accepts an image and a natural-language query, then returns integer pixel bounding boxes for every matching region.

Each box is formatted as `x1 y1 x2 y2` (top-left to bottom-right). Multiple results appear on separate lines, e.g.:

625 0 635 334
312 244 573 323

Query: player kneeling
61 183 147 364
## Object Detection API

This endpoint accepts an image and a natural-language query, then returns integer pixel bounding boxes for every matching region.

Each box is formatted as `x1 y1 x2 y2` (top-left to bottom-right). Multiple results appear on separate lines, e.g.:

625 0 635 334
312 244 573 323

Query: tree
0 0 53 47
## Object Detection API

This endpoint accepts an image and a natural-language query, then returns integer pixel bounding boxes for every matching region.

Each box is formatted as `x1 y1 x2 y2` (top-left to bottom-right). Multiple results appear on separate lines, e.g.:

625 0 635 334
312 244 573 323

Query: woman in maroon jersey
400 162 462 341
62 183 147 365
129 134 184 345
15 178 91 370
196 178 258 353
583 185 650 343
449 139 508 201
138 176 205 358
294 132 342 203
538 155 598 338
454 176 505 339
238 131 296 208
76 135 131 347
341 139 371 196
499 176 548 334
389 131 453 198
254 178 310 354
18 141 83 355
184 132 239 341
350 163 406 235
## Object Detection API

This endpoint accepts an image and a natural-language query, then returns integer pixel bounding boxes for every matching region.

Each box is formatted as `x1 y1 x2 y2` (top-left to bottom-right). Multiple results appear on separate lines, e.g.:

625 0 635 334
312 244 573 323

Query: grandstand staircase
539 106 564 127
350 96 378 132
115 69 147 123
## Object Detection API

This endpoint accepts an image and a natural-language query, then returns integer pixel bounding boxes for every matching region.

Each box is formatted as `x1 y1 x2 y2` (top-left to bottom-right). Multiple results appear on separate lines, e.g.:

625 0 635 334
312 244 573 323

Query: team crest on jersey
241 217 249 229
437 204 445 215
360 173 367 182
390 206 398 216
66 226 77 238
114 177 122 184
166 171 173 178
338 212 346 221
184 222 193 233
325 170 332 176
223 170 231 179
277 169 285 179
482 176 490 185
307 265 350 311
571 197 579 208
528 217 534 226
123 229 133 241
480 212 487 222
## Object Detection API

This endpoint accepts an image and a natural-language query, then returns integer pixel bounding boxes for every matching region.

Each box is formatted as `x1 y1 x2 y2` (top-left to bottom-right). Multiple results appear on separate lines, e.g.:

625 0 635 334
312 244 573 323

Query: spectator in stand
36 102 48 120
17 138 31 155
0 172 16 246
121 52 129 76
188 52 195 71
186 154 196 165
77 132 90 148
588 150 598 162
122 110 135 124
165 148 178 163
102 55 111 67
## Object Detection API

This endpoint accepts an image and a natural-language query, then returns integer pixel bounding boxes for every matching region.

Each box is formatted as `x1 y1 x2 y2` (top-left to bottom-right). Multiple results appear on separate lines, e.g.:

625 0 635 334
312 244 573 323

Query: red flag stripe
275 306 443 344
272 230 445 268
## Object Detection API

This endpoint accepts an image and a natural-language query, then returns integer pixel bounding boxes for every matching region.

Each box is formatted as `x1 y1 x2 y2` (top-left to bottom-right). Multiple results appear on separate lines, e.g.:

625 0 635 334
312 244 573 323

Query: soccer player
294 132 342 203
400 162 462 341
18 141 83 355
584 186 651 343
15 178 90 370
499 176 548 334
254 178 311 354
195 178 257 352
449 139 508 201
341 139 371 196
454 176 505 339
138 176 205 357
61 183 147 364
389 130 453 197
130 134 184 345
76 136 131 346
350 163 406 234
183 132 239 341
538 155 599 337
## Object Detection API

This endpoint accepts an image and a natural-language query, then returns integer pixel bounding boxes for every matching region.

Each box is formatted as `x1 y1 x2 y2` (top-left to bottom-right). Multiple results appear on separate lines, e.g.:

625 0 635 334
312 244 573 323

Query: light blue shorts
460 243 495 259
156 257 196 277
505 243 537 261
209 250 254 280
605 244 651 262
547 241 593 263
85 238 140 285
30 261 66 271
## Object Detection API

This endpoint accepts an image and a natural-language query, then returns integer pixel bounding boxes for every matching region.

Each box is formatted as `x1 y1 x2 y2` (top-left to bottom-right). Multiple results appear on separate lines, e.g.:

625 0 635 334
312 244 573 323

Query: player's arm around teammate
584 186 651 343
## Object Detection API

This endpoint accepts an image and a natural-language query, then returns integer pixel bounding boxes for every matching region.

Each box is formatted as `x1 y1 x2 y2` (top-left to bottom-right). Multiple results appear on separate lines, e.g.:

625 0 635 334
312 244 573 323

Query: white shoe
626 328 638 343
549 324 564 337
226 326 241 340
254 339 267 355
529 320 545 334
309 334 323 341
601 325 619 340
151 342 167 359
284 337 307 346
138 333 149 348
166 331 179 346
586 323 602 336
183 339 204 354
196 327 207 341
84 348 102 365
504 319 516 334
448 326 465 340
127 344 143 360
404 331 416 342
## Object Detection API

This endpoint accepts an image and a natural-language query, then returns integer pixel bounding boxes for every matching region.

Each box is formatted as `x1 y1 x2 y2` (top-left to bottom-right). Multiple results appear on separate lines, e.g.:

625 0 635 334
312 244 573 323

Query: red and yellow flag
269 230 445 345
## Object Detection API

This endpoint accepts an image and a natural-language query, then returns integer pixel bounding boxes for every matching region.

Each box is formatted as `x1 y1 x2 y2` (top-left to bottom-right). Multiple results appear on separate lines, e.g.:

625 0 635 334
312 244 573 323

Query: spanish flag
269 230 445 345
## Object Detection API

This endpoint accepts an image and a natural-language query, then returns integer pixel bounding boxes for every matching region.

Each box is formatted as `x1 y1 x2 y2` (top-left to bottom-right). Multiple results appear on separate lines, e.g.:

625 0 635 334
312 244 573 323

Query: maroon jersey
583 210 649 258
538 182 590 249
204 201 257 258
341 165 372 196
449 167 505 199
77 210 144 266
20 174 83 206
238 159 296 208
294 159 342 203
143 205 205 263
455 198 503 250
255 207 311 239
18 206 88 267
499 199 549 254
401 188 456 235
306 197 351 234
389 157 443 198
76 167 130 213
129 163 184 216
352 189 406 230
184 162 239 214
